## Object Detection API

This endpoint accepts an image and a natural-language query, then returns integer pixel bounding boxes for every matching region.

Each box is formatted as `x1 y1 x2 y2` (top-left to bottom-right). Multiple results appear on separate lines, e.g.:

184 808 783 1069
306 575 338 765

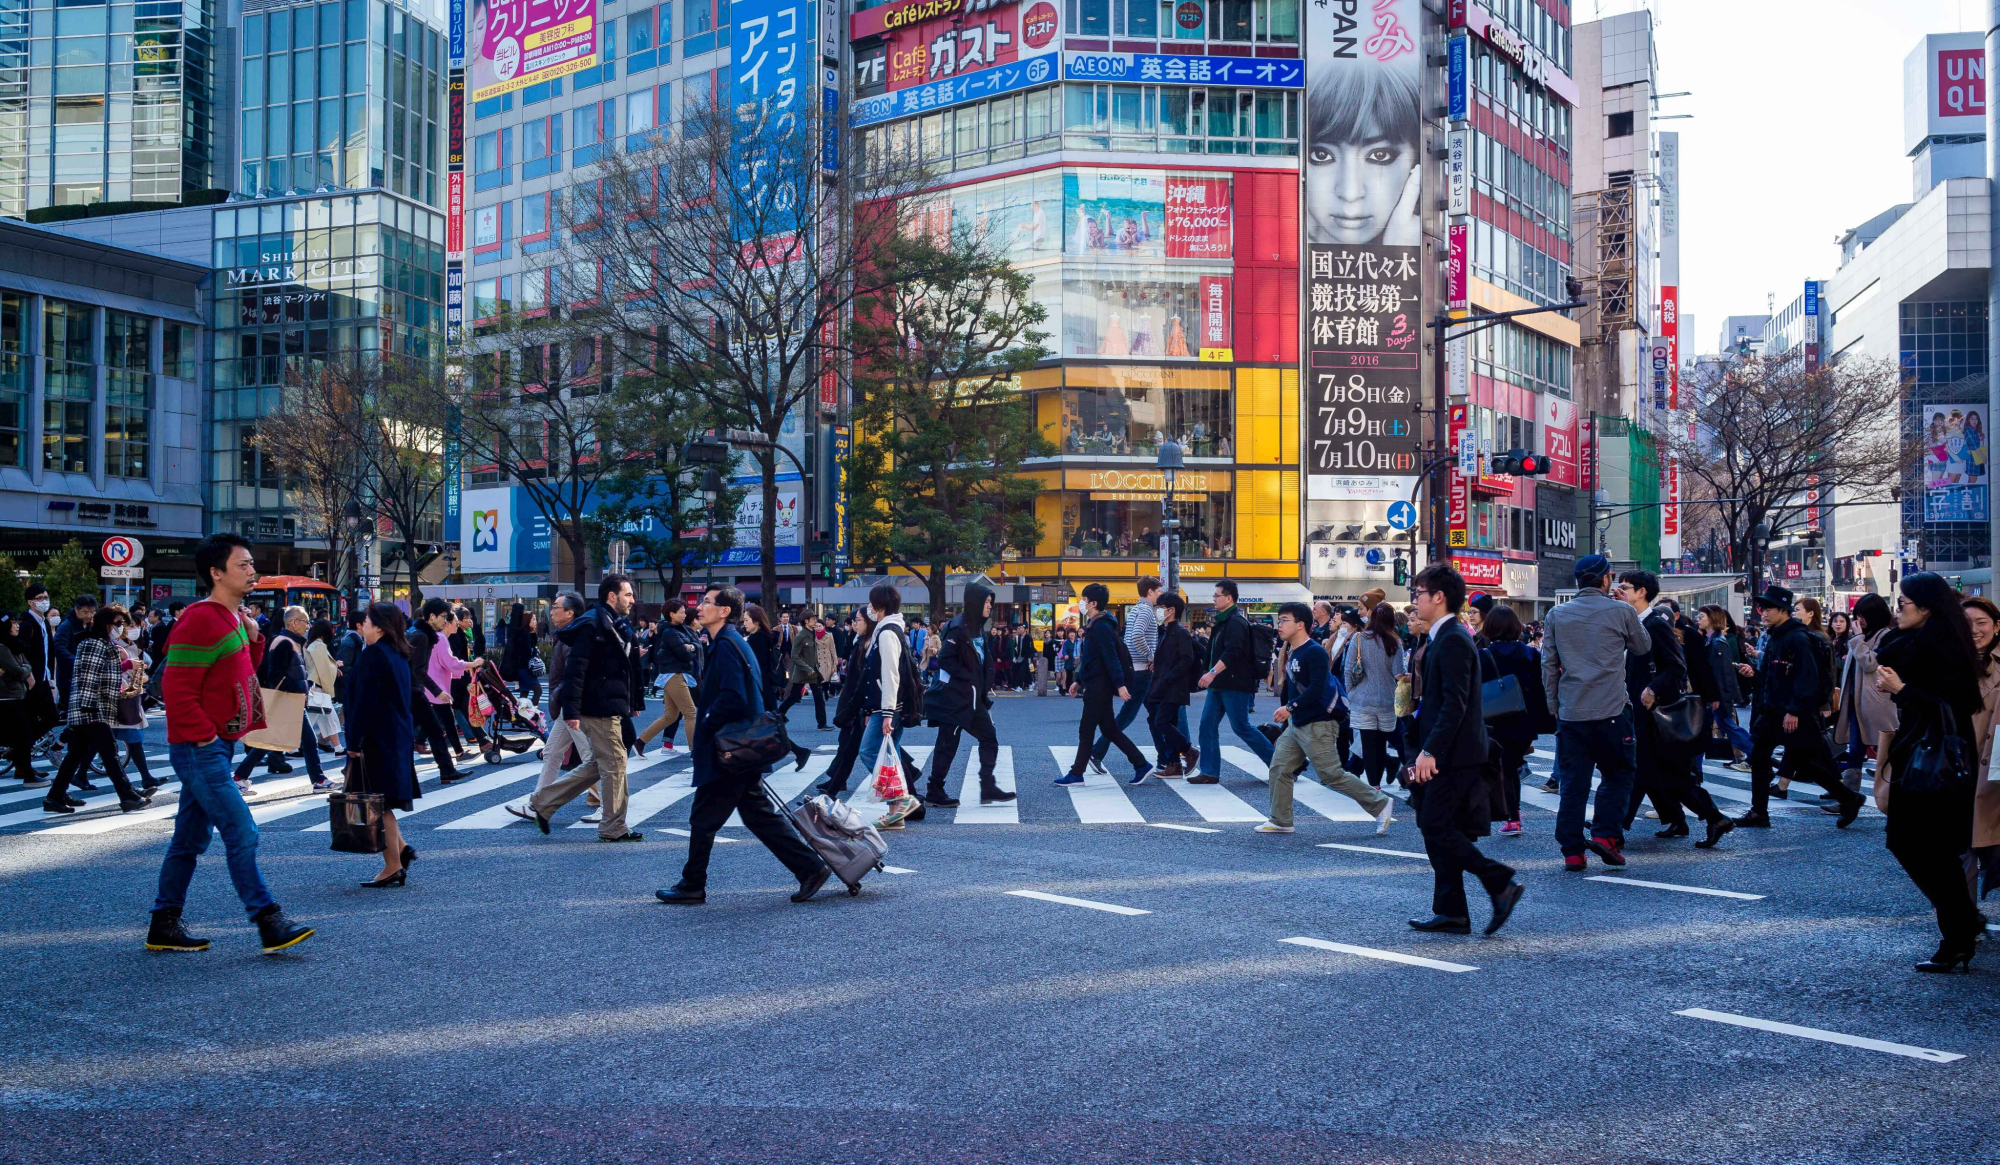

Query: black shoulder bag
1896 696 1976 794
711 638 793 773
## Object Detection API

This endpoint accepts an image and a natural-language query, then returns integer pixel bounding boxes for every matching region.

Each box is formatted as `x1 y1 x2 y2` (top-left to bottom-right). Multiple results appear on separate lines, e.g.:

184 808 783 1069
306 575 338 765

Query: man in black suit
1617 577 1734 849
654 585 829 905
1406 564 1524 936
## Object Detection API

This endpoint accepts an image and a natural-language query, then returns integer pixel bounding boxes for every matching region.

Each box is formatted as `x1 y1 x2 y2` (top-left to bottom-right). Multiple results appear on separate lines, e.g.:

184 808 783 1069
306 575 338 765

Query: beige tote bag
241 687 306 754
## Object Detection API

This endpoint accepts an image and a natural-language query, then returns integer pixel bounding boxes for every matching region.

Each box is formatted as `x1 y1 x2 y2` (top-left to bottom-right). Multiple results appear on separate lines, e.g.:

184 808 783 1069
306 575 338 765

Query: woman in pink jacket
412 598 475 784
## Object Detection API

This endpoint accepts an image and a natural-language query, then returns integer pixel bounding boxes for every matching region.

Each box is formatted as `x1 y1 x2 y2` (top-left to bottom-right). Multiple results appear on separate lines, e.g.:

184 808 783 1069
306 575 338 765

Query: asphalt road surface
2 688 1996 1164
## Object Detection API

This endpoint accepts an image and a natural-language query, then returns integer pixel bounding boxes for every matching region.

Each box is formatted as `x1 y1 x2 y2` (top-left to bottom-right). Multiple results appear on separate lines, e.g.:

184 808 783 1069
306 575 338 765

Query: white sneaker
1254 821 1294 834
1374 801 1396 835
1644 809 1659 820
582 814 601 824
235 780 255 798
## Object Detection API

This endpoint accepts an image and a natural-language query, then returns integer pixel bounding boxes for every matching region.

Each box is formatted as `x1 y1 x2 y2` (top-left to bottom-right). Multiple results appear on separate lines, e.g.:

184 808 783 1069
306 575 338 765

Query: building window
42 299 92 474
105 310 151 479
0 294 22 468
1607 110 1632 138
474 127 512 190
522 115 564 180
1058 382 1233 459
1060 491 1232 559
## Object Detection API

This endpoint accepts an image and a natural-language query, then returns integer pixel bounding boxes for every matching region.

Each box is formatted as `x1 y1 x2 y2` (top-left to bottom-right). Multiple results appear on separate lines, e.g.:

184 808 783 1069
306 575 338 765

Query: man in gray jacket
1541 554 1651 872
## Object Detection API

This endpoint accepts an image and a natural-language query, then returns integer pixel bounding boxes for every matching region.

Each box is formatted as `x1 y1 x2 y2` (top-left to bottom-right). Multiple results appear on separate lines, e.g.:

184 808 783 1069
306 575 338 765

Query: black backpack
1248 621 1278 675
1808 628 1836 711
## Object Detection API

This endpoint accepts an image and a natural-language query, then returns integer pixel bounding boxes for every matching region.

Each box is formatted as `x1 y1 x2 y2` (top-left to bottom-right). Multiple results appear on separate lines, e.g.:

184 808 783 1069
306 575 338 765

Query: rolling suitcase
769 781 887 896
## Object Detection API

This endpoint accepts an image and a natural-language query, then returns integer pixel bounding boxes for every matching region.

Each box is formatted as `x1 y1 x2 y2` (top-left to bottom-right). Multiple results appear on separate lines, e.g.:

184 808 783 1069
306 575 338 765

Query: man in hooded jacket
925 581 1017 807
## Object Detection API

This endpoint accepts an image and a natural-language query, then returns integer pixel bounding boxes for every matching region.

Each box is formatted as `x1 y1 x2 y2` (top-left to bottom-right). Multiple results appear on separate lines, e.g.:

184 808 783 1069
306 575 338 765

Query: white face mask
29 598 49 613
1155 606 1172 623
125 627 143 642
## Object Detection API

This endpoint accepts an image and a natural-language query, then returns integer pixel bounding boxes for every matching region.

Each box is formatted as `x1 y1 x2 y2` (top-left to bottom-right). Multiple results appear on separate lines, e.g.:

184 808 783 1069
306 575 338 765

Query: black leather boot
252 904 314 954
144 908 210 952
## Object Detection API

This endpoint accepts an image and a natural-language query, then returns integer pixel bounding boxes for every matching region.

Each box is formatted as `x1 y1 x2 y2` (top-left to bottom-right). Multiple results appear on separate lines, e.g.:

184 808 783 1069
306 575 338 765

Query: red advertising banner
447 172 465 255
1542 395 1578 487
818 317 839 411
1938 47 1987 118
1662 458 1680 538
1165 177 1231 258
1197 275 1231 359
1447 403 1469 547
1447 222 1468 312
1452 553 1504 589
1659 284 1679 410
884 1 1030 94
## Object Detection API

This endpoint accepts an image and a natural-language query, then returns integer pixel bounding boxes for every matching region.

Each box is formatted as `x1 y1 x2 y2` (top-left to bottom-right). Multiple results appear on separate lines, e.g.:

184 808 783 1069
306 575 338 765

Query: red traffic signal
1491 448 1546 476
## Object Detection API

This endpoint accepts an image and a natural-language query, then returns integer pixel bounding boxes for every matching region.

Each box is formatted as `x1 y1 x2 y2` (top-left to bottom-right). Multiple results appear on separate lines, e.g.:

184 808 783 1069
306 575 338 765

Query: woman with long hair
501 602 541 706
743 603 780 712
1875 573 1983 971
304 617 344 759
409 597 470 785
345 602 420 887
1835 593 1898 792
1342 601 1408 789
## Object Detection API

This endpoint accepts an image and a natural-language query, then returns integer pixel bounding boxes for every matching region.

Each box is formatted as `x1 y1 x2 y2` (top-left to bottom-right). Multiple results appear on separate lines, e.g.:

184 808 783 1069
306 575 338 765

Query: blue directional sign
1386 500 1418 531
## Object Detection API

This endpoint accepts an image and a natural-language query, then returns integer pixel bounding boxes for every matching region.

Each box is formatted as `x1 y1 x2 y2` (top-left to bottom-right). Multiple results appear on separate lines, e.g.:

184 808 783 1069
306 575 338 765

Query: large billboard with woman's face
1303 0 1424 503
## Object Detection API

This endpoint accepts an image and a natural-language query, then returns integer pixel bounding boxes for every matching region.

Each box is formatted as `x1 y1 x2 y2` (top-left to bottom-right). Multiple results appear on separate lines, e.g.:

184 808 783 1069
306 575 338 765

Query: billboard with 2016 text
1303 0 1424 503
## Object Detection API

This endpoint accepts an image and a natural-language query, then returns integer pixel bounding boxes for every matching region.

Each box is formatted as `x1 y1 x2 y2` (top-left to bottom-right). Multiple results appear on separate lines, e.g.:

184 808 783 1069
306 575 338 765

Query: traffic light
1490 449 1546 476
1392 556 1408 586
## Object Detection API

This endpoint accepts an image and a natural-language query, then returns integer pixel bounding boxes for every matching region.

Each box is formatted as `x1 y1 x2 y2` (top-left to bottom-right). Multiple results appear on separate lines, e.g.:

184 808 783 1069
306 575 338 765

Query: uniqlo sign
1939 48 1986 118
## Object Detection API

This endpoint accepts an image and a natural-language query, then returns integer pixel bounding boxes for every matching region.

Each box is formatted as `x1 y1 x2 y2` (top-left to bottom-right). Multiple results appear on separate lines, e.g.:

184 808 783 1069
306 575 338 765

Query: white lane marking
655 827 739 843
0 783 179 828
1146 746 1265 821
621 767 697 828
1587 875 1765 901
1673 1008 1963 1063
1005 889 1150 916
953 745 1019 824
423 754 676 829
1047 747 1145 823
0 784 63 809
1149 821 1220 834
302 759 543 830
1281 935 1479 974
42 779 310 834
1318 842 1429 859
1226 745 1375 822
882 865 916 874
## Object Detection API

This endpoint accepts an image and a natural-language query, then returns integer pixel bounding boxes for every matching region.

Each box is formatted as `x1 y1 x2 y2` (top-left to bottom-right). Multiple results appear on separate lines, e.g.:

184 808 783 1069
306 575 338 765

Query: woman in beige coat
1835 593 1898 794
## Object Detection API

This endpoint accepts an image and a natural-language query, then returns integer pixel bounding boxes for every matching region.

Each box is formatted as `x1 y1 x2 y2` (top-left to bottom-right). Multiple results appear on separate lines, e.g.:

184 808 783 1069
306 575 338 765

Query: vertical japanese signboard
832 424 852 579
446 263 464 351
448 71 466 169
1661 457 1681 560
1302 0 1422 503
731 0 812 241
1447 404 1469 547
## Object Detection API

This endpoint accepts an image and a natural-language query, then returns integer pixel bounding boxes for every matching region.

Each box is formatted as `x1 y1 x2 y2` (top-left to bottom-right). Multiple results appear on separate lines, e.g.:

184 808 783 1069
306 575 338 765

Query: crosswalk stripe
302 759 544 830
41 780 310 835
1223 745 1375 822
1147 746 1265 821
1047 747 1145 823
0 782 179 828
728 754 834 827
426 754 673 830
624 768 697 827
953 745 1019 824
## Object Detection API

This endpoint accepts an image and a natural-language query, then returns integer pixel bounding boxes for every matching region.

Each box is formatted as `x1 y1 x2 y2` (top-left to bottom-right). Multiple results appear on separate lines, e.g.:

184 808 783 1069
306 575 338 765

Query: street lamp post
1156 440 1183 596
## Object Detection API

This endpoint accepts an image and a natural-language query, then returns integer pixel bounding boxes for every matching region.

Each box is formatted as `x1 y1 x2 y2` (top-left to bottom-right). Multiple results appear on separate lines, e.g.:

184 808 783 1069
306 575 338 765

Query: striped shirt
1125 599 1159 671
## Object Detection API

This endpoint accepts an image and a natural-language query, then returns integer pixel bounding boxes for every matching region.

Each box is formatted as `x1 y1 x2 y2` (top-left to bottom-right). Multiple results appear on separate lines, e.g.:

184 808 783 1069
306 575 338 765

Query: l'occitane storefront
994 362 1300 604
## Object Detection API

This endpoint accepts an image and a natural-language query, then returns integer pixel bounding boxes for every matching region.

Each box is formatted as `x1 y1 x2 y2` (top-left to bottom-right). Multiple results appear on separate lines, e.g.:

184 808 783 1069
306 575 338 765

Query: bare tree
1668 355 1909 579
355 356 456 603
846 228 1052 612
555 92 936 604
255 358 372 590
449 308 630 590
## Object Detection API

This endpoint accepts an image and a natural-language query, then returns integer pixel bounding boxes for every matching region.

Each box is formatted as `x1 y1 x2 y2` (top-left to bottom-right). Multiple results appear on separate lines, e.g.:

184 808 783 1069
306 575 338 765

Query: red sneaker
1585 834 1627 867
1563 854 1587 872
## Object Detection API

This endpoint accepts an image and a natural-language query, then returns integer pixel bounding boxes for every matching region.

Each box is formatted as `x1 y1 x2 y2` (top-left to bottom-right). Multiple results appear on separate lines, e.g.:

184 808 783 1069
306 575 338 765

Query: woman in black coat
744 604 781 713
1875 572 1985 972
501 603 541 705
345 602 421 888
1480 605 1550 834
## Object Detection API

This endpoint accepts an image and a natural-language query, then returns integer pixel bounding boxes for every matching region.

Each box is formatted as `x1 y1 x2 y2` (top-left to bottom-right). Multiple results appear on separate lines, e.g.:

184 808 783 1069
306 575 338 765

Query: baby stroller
469 658 547 766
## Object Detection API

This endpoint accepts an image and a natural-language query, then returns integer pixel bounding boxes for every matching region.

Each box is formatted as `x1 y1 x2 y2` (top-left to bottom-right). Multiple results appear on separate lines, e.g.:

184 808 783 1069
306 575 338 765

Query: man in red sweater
146 533 314 955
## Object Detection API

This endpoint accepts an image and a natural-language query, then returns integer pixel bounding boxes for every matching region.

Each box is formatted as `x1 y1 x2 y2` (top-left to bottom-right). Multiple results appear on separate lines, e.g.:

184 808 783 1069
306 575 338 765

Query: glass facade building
0 0 216 216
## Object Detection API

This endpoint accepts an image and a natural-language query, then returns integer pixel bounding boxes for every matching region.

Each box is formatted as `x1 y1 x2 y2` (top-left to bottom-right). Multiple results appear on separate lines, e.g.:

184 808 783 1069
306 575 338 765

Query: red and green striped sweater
161 598 266 745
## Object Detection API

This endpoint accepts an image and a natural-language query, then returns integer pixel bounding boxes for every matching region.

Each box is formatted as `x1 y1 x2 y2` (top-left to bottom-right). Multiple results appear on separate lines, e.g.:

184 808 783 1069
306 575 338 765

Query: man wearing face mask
18 584 59 748
52 594 97 716
924 580 1016 808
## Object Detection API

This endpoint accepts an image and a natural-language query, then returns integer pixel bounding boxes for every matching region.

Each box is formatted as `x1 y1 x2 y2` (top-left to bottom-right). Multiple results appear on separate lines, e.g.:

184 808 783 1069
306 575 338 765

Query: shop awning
1231 582 1314 605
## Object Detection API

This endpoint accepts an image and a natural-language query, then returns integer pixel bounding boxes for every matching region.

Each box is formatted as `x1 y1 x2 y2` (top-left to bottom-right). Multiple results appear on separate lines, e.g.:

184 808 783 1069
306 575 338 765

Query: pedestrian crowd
2 532 1993 973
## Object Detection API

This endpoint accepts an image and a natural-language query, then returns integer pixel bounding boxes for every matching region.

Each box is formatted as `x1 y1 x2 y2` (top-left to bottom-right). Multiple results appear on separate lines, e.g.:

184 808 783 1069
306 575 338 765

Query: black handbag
1650 693 1709 748
1481 673 1525 720
1896 700 1976 794
327 754 387 855
712 638 793 773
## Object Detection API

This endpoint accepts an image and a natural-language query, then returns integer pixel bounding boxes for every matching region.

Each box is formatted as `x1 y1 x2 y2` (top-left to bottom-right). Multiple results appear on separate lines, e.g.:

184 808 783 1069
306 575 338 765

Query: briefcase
1481 674 1526 720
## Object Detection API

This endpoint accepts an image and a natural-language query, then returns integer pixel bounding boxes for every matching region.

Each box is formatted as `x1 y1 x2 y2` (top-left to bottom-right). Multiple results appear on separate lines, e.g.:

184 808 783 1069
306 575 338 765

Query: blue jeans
1554 711 1637 856
1714 701 1753 757
1197 687 1273 776
154 737 274 917
1090 668 1152 763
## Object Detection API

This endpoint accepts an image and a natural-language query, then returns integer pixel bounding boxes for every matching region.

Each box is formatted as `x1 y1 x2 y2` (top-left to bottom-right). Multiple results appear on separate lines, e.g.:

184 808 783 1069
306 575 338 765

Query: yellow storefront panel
1234 469 1283 561
1036 492 1065 558
1280 369 1299 465
1236 367 1281 464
